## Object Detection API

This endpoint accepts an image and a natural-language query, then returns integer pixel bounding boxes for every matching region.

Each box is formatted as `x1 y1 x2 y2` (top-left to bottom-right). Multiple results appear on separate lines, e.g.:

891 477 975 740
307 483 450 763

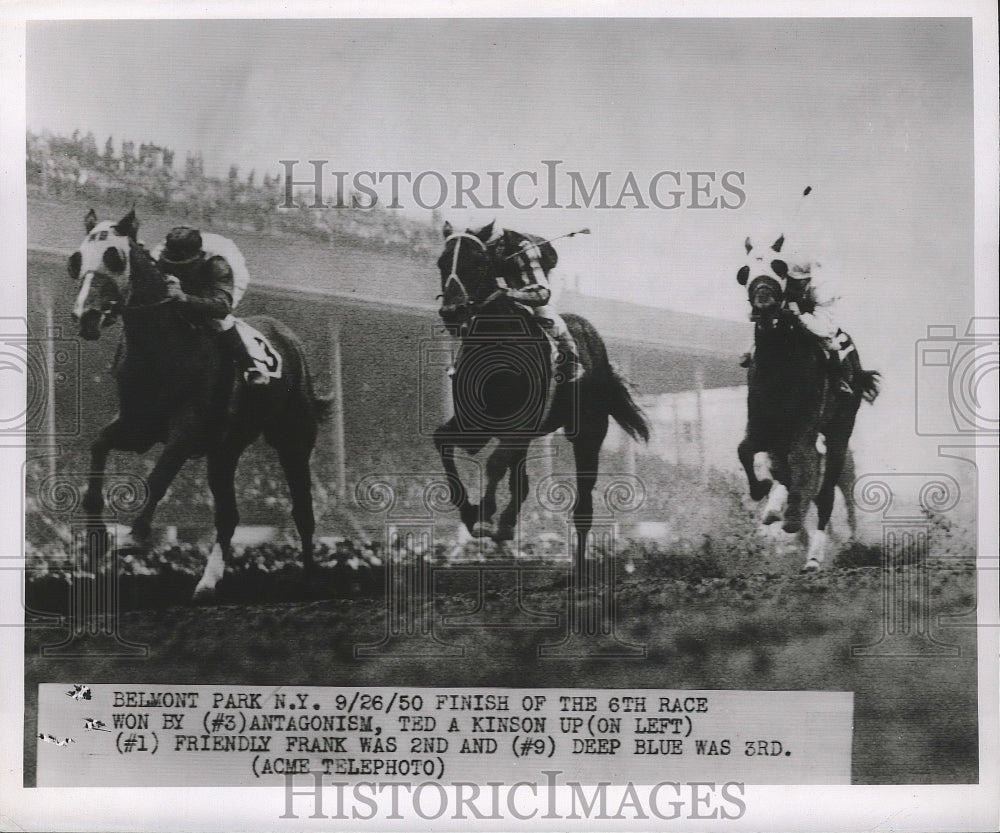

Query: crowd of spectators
26 129 443 258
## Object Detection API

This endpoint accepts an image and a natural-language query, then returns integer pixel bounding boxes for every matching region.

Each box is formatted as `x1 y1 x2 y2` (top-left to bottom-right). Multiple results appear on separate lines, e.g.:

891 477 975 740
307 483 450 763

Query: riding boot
828 350 854 397
739 344 754 368
553 328 585 383
219 325 268 386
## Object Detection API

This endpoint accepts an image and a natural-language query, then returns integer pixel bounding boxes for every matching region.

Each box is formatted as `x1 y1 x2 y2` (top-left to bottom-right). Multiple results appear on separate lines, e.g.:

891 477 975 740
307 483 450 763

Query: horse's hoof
192 583 217 605
460 506 480 534
782 519 802 534
801 558 821 573
750 480 773 502
471 522 496 539
493 525 515 543
761 509 782 525
130 520 152 543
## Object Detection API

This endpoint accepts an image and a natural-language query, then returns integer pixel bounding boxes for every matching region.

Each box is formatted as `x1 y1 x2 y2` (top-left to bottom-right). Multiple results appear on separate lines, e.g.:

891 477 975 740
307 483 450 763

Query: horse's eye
770 259 789 278
737 265 750 286
103 247 126 273
67 252 81 280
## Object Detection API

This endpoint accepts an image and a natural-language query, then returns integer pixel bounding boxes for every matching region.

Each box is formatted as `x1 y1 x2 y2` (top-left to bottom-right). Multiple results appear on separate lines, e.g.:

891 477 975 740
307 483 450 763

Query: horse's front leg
738 432 771 501
433 418 481 534
475 441 519 539
81 418 129 558
781 434 820 534
129 417 203 542
494 443 530 543
760 452 790 526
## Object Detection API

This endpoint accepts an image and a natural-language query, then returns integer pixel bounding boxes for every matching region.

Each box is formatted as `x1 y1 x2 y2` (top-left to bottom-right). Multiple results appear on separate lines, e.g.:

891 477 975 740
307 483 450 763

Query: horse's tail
608 369 651 443
296 338 334 422
858 369 881 404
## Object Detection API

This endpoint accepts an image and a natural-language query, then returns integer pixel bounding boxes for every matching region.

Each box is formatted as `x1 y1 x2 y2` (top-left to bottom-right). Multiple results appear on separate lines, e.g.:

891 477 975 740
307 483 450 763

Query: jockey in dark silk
477 221 584 382
155 226 268 386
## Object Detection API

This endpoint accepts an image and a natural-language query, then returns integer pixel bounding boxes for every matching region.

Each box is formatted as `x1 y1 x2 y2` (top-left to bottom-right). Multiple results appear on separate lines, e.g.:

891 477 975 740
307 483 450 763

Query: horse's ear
744 236 753 254
475 221 495 243
442 221 453 238
771 234 785 253
84 209 97 234
114 208 140 240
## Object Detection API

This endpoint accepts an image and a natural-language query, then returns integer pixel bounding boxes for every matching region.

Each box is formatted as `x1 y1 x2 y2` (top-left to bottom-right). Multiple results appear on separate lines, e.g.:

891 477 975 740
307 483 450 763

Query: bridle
74 248 176 330
442 231 488 305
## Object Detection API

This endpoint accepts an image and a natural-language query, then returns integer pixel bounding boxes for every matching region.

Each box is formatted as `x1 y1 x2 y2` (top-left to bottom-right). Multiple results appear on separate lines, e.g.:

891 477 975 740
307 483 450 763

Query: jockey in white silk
740 239 857 397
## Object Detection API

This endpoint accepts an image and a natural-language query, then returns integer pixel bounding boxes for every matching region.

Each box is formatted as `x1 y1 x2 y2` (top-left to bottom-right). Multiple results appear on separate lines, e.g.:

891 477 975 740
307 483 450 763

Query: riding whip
499 228 591 261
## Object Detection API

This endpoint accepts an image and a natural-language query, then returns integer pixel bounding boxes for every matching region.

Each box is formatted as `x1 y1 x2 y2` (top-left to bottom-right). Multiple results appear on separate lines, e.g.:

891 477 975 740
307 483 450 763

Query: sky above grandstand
23 17 985 475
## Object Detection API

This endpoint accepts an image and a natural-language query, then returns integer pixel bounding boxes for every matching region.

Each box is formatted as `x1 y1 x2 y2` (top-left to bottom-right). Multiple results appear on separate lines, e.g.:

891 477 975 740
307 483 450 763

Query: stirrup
244 367 269 386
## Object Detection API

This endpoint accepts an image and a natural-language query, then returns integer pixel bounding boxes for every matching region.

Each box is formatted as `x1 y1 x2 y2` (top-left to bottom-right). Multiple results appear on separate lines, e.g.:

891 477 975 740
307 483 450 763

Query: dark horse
433 222 650 572
736 240 879 570
69 209 330 599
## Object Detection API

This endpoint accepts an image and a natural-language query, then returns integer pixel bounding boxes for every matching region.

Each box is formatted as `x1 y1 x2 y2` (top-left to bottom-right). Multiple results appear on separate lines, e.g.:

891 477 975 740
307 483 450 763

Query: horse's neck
127 245 167 306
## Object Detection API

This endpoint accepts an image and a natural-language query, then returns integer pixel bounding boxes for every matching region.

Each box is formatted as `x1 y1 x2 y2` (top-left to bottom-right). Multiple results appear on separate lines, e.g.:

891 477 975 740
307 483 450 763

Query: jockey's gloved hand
164 275 187 302
519 240 543 260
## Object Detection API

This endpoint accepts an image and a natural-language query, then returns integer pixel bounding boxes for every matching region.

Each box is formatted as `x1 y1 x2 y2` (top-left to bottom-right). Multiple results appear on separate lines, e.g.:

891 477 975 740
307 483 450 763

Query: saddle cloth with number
235 319 283 379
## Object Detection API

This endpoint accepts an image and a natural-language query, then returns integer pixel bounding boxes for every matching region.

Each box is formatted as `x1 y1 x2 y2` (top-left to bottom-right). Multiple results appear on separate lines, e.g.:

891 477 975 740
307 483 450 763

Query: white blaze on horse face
72 220 132 321
72 271 95 320
77 220 131 276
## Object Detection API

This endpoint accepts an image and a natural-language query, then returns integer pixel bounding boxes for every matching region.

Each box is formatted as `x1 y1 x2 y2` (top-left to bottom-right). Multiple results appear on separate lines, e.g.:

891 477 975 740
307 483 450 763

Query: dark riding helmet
159 227 205 270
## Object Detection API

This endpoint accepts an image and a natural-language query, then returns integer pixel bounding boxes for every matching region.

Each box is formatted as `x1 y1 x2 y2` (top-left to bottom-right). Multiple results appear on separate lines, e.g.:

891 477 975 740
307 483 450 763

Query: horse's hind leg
495 444 530 543
782 435 820 535
571 427 606 578
274 445 317 576
195 449 242 601
805 434 850 572
838 447 858 540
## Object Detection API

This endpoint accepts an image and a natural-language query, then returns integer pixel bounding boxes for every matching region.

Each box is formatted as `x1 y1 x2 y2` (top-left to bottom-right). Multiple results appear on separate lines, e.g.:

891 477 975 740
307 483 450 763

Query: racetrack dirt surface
24 561 979 786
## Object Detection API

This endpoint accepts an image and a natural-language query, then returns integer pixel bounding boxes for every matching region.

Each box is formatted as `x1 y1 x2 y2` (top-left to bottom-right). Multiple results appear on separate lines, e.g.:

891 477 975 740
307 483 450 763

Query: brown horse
736 237 879 570
433 222 650 573
69 209 330 599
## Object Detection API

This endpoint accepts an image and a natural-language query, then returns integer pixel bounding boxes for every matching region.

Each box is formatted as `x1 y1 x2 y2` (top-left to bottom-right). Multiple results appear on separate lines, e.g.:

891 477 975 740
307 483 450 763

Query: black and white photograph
1 2 997 830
